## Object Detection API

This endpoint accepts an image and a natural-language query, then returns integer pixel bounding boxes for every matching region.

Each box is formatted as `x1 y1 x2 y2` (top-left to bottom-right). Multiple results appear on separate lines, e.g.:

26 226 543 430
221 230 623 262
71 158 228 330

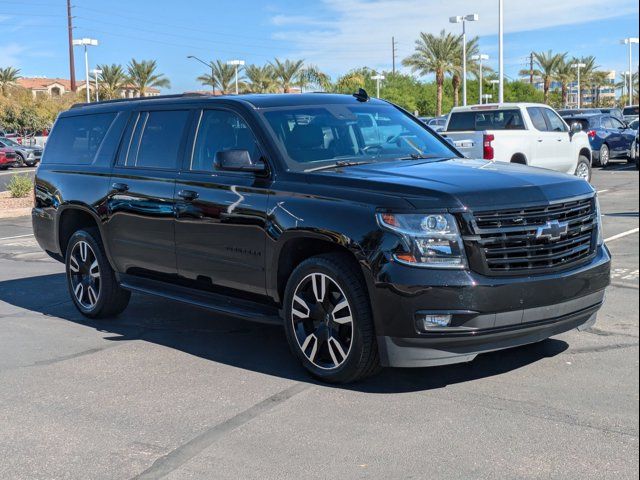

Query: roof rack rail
71 92 209 109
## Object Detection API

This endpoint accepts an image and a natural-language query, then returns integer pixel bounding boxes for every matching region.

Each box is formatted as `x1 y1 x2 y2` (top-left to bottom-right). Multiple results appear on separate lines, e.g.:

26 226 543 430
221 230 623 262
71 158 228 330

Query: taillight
587 130 596 139
483 134 495 160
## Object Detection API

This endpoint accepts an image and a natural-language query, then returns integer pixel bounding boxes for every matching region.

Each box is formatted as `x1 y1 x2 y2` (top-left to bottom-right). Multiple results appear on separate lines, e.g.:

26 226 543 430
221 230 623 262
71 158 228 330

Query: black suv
32 93 611 383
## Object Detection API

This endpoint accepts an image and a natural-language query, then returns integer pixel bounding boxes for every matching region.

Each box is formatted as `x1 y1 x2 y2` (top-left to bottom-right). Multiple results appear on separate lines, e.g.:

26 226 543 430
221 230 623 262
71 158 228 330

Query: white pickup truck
441 103 593 181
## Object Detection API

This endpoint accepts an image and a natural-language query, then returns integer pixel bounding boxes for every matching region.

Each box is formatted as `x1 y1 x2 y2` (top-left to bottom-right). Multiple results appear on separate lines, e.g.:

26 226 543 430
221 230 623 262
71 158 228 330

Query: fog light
416 313 452 331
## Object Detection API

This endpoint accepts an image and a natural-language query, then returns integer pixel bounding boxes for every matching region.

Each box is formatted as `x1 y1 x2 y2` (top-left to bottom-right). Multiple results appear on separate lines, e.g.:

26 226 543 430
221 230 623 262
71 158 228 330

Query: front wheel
574 155 592 182
65 228 130 318
283 254 379 383
15 153 25 167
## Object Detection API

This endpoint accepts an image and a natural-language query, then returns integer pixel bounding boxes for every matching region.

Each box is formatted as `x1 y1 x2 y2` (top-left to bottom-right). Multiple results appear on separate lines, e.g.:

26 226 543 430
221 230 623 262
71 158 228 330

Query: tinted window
622 106 639 116
447 109 524 131
542 109 568 132
527 107 548 131
191 110 261 172
263 105 455 171
565 118 591 132
125 110 189 169
43 113 116 165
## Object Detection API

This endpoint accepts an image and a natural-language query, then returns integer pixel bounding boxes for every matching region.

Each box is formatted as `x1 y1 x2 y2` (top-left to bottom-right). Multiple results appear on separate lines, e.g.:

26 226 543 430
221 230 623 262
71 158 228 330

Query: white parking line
605 228 640 244
0 233 34 241
597 189 609 194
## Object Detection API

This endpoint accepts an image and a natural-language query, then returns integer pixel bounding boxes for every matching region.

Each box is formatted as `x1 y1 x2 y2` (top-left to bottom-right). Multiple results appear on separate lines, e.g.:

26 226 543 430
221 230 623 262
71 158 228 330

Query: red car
0 147 18 170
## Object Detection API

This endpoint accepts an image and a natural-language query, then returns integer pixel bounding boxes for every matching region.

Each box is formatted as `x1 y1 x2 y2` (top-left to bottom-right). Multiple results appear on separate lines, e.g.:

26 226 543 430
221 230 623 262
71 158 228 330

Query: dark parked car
558 108 624 121
0 147 18 170
0 137 43 167
32 93 611 383
561 113 636 167
622 105 639 123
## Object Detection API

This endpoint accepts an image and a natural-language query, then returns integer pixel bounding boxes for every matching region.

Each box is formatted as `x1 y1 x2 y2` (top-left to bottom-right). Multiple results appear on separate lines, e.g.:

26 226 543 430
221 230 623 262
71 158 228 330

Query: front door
174 108 271 296
541 107 573 173
106 109 190 279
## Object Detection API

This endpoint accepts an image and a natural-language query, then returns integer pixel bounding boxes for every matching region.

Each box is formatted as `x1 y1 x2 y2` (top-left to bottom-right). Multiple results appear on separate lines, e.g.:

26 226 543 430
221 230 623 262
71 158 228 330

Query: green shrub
7 174 33 198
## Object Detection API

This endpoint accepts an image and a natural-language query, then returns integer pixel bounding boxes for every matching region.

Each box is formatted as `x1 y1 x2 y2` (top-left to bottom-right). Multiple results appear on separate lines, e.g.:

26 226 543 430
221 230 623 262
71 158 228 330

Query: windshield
261 104 457 171
0 137 20 147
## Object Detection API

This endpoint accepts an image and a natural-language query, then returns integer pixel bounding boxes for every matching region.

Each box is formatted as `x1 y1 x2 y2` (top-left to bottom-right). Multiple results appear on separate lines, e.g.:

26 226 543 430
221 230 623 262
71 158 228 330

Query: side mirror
569 122 582 138
214 149 267 173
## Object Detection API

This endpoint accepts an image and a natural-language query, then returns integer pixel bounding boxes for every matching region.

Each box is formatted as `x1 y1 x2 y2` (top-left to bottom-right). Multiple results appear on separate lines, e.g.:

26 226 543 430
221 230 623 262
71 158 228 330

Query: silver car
0 137 43 167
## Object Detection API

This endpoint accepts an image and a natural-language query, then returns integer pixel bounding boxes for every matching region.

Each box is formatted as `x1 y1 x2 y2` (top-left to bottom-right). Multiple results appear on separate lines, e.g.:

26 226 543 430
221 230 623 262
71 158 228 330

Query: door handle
556 138 563 142
178 190 199 201
537 139 544 142
111 182 129 192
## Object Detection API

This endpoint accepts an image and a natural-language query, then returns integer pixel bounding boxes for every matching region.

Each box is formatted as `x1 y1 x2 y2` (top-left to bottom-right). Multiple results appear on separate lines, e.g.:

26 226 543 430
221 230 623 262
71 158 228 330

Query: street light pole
498 0 504 104
371 74 385 98
621 38 639 106
187 55 215 94
91 69 102 102
450 13 479 107
572 62 586 108
227 60 245 95
72 38 98 103
471 54 489 104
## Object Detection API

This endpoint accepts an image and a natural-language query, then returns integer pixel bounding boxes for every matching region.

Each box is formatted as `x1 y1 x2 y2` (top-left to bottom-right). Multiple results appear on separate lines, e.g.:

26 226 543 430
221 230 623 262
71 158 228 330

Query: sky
0 0 638 94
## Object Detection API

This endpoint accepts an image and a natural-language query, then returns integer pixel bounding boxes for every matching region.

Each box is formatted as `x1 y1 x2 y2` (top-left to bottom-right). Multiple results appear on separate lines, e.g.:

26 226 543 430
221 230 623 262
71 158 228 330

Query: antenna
353 88 370 102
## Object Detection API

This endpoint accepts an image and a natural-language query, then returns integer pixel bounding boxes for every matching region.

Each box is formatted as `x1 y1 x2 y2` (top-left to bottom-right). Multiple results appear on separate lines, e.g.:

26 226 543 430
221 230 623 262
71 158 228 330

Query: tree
532 50 566 103
243 64 276 93
573 56 597 106
0 66 21 96
197 60 238 94
554 59 575 107
269 58 305 93
333 70 368 94
126 59 170 97
298 65 331 92
403 30 460 116
96 64 127 100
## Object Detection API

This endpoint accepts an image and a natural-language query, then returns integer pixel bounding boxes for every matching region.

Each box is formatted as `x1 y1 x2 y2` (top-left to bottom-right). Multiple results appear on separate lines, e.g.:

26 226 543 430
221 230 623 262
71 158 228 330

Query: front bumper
370 245 611 368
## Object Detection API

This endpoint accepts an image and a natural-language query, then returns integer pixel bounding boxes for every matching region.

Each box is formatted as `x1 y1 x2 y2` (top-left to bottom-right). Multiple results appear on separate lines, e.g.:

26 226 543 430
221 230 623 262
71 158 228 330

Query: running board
119 275 282 325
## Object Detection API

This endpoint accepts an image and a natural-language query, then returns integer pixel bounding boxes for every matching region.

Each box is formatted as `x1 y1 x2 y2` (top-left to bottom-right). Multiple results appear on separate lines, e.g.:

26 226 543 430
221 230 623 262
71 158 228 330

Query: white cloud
0 43 26 68
271 0 639 76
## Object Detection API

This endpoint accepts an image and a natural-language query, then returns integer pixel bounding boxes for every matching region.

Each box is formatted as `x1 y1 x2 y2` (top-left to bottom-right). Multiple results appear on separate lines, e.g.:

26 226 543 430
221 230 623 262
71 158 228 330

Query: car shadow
0 273 569 394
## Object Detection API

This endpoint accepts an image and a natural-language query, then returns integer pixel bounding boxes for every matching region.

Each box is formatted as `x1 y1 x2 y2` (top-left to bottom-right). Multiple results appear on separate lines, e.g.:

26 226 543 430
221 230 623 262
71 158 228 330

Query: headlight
595 196 604 246
376 212 467 269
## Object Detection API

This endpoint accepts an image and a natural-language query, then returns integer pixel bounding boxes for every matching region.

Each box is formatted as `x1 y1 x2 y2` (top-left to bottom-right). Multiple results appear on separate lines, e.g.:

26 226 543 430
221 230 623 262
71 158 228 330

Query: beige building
17 77 160 99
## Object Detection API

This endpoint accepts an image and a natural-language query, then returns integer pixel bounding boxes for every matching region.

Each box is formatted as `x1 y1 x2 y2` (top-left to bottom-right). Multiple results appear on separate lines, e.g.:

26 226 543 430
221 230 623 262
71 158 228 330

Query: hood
310 158 594 210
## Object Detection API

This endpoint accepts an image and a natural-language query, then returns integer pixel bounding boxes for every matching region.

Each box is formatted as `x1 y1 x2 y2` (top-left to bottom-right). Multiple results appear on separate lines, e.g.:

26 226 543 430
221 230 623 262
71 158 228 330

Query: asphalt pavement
0 165 638 479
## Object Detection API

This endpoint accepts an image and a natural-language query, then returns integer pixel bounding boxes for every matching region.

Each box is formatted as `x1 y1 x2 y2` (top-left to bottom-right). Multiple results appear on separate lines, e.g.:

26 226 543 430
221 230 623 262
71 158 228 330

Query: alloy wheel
68 240 101 309
600 145 609 166
576 162 590 180
291 273 354 370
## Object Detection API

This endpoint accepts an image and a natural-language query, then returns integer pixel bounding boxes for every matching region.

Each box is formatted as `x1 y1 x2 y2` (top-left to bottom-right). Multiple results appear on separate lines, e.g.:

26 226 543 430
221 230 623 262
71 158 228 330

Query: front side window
542 109 568 132
527 107 548 131
191 110 261 172
262 104 456 171
43 113 116 165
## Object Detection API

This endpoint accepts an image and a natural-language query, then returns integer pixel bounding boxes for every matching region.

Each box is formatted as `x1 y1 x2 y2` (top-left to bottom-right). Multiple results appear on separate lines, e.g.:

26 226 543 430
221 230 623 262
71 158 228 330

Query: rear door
174 108 271 296
609 117 634 156
106 108 191 279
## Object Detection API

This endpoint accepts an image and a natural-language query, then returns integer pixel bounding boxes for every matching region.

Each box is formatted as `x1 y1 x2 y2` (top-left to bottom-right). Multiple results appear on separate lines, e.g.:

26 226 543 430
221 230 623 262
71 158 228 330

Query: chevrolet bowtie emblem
536 220 569 241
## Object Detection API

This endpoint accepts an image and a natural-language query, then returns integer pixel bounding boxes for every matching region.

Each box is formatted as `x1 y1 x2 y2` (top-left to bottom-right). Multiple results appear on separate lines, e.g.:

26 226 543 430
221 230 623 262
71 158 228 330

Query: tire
65 227 130 319
597 144 610 168
628 140 636 164
574 155 592 182
283 253 379 384
15 153 25 167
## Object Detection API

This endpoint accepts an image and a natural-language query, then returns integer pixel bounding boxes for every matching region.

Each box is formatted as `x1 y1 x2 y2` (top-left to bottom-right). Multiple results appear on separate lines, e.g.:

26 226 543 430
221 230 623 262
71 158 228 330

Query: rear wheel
597 144 610 167
65 228 130 318
283 253 379 383
574 155 592 182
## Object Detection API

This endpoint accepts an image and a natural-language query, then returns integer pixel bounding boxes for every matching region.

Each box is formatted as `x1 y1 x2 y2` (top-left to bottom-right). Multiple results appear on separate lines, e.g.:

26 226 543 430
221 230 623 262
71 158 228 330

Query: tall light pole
91 68 102 102
621 37 639 106
227 60 245 95
471 53 489 104
72 38 98 103
450 13 479 106
187 55 215 94
572 62 586 108
371 74 385 98
498 0 504 103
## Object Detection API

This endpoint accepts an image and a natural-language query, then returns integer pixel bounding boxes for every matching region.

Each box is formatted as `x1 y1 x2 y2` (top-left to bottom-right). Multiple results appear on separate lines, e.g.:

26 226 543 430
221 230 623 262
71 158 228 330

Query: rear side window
43 113 116 165
120 110 189 169
527 107 548 131
446 110 524 131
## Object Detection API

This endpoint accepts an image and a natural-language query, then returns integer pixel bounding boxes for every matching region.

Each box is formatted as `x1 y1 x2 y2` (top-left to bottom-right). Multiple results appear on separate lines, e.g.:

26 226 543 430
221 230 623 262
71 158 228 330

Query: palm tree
333 71 367 94
403 30 459 116
0 66 21 96
573 56 598 106
269 59 305 93
96 64 127 100
532 50 566 103
554 59 575 107
298 65 331 92
197 60 238 94
451 36 480 106
244 64 277 93
126 59 170 97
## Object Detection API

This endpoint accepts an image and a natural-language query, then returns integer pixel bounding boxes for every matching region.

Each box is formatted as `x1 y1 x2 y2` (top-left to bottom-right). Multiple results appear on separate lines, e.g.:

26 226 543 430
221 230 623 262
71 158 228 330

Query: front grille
466 197 597 275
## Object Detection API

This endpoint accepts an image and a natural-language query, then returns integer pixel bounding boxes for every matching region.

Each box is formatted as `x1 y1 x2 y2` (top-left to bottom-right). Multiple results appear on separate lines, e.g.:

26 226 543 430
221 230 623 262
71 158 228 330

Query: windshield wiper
304 160 371 172
397 153 441 160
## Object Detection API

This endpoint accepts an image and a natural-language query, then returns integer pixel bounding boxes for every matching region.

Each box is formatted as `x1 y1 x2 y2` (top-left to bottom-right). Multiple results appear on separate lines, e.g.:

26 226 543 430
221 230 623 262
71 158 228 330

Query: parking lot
0 165 637 479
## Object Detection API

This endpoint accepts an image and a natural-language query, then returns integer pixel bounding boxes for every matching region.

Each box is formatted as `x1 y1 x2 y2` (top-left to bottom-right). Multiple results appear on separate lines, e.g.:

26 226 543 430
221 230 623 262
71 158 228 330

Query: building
534 70 617 107
16 77 160 99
